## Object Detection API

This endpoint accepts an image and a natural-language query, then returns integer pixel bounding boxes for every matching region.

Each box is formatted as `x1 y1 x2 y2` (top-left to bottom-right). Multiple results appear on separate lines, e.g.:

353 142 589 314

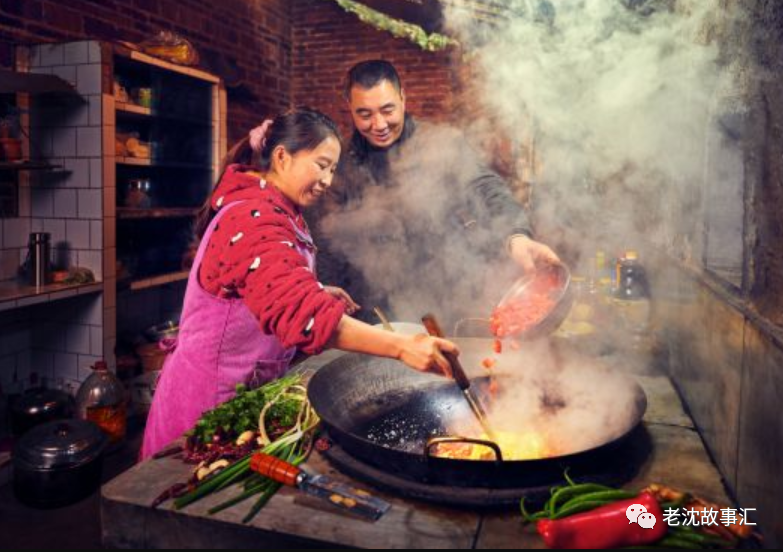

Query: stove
317 425 653 509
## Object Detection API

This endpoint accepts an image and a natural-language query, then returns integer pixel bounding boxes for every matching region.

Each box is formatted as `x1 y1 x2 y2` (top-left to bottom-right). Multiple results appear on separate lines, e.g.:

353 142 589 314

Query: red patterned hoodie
199 164 345 355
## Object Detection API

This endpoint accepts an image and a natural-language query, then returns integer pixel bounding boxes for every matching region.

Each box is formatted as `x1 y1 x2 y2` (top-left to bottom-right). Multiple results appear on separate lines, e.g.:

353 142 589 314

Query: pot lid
12 387 73 418
14 419 107 469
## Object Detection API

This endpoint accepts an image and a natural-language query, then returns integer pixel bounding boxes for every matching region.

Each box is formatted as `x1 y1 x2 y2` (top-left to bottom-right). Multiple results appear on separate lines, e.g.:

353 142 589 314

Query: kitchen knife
249 452 391 521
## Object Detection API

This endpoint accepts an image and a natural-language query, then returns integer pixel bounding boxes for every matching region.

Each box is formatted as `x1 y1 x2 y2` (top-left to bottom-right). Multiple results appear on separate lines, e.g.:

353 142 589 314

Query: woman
141 108 458 460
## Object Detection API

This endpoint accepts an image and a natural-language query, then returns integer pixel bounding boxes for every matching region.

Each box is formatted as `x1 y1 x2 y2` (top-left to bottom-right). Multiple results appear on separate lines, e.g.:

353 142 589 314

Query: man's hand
324 285 361 315
508 235 561 274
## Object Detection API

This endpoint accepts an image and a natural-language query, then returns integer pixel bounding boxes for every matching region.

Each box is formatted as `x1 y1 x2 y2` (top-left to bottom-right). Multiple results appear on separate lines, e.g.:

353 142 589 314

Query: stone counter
102 351 733 549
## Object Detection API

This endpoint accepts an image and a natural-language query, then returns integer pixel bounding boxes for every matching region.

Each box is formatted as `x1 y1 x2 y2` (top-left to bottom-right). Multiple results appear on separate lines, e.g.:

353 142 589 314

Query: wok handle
250 452 300 487
425 436 504 462
422 313 471 390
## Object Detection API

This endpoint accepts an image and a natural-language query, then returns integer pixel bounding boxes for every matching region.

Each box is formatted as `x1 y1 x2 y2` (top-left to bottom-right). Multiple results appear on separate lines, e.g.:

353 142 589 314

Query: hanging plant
328 0 459 52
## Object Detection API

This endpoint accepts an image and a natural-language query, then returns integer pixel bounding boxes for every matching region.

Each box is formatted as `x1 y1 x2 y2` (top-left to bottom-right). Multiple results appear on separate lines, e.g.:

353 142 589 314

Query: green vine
329 0 459 52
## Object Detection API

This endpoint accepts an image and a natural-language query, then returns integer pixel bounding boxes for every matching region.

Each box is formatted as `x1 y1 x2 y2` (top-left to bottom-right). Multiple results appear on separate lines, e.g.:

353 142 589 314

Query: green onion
171 372 320 522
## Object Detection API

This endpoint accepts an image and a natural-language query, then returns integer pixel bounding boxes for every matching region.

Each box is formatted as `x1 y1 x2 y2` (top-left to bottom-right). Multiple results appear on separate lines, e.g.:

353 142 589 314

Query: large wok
308 338 647 489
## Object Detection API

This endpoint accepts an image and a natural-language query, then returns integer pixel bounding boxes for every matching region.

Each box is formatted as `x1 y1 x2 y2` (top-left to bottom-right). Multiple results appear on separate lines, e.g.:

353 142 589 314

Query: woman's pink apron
140 201 315 460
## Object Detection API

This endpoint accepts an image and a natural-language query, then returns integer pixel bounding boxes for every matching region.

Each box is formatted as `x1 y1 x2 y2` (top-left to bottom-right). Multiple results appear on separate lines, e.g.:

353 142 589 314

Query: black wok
308 338 647 489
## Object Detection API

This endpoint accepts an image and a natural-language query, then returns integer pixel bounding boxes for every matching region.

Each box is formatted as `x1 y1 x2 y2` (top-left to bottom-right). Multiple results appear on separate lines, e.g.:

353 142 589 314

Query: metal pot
13 419 107 508
143 319 180 343
10 387 74 437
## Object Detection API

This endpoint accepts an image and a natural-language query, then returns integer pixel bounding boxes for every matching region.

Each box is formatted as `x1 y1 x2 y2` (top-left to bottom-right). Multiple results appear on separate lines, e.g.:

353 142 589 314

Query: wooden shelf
0 161 62 171
123 271 189 292
115 102 211 126
0 280 103 312
116 156 152 166
116 157 210 170
116 102 152 116
113 46 220 84
117 207 199 220
0 68 79 95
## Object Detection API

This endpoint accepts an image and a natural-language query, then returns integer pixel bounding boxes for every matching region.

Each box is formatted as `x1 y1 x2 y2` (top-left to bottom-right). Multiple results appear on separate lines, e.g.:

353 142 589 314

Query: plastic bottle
75 361 127 448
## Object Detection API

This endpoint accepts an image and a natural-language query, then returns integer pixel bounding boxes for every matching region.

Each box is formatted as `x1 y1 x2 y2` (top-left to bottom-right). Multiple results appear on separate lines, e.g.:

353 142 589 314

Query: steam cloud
319 0 750 328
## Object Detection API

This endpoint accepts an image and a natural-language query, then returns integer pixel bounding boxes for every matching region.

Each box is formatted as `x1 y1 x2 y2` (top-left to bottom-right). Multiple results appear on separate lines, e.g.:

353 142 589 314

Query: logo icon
638 512 657 529
626 504 657 529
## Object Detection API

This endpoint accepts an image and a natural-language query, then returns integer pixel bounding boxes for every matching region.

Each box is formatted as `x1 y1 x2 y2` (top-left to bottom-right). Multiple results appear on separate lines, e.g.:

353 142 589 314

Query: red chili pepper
493 339 503 354
536 492 668 549
488 377 499 396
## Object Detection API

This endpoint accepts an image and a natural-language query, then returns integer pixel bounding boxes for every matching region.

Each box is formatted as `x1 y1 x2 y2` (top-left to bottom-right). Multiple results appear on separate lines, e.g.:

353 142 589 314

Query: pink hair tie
249 119 274 153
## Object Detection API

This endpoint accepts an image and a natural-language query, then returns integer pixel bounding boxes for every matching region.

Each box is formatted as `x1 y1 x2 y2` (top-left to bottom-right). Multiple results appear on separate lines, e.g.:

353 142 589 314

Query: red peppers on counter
536 492 668 549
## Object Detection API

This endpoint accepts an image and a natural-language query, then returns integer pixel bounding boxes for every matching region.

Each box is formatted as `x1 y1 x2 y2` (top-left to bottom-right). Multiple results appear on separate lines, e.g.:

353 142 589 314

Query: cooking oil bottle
75 361 127 449
611 250 652 347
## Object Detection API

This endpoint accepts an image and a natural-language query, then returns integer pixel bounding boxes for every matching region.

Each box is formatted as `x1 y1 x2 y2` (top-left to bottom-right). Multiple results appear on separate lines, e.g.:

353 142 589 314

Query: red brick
42 2 83 34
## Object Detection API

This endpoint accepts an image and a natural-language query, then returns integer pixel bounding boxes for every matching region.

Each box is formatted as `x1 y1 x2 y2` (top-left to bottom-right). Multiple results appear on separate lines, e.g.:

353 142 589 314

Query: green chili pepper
548 483 616 516
552 499 617 519
559 490 638 512
656 536 705 549
669 526 732 547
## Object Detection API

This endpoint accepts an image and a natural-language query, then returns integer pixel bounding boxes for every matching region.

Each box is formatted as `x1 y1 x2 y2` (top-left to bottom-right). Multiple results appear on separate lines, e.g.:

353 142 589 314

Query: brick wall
1 0 463 149
291 0 457 137
0 0 293 141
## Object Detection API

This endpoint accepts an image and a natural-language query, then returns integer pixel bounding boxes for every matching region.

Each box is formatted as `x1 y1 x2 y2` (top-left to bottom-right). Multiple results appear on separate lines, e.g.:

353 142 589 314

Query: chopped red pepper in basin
490 270 560 338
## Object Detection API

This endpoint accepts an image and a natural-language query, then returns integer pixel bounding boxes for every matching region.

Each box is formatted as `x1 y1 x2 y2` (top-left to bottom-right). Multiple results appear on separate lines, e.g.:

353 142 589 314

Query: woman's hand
328 317 458 378
397 334 459 378
324 286 361 315
508 234 561 274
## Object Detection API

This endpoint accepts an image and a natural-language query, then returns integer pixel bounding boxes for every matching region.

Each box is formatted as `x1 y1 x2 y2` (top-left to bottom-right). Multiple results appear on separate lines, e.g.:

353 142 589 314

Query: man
253 60 559 327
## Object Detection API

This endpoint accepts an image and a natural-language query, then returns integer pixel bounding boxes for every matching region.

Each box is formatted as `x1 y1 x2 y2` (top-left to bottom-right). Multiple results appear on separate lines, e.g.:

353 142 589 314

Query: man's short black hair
344 60 403 100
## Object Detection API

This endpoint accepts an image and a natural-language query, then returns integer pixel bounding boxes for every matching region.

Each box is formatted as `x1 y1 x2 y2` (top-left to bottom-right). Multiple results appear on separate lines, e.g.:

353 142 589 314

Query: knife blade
249 453 391 521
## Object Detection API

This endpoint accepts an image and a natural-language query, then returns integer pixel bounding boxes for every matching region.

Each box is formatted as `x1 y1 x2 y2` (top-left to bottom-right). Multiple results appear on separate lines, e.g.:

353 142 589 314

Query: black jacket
310 115 531 324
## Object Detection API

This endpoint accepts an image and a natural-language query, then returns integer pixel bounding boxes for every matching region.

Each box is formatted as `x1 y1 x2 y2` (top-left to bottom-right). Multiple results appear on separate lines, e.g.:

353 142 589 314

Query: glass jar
556 276 597 338
125 178 152 208
75 361 127 449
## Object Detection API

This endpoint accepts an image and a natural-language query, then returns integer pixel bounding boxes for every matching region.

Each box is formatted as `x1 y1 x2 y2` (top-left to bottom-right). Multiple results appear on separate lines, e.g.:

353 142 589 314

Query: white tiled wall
0 42 110 395
27 41 104 280
0 310 33 393
3 294 107 394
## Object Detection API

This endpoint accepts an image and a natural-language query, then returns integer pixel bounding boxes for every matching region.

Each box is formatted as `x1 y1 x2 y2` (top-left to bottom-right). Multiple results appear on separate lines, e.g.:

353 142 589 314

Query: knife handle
421 314 471 391
250 453 300 487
